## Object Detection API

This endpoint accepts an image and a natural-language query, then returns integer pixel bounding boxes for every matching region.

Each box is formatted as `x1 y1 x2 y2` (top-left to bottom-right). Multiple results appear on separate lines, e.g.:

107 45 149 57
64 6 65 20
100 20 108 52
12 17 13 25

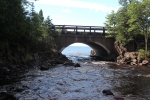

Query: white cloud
35 0 119 13
61 9 71 13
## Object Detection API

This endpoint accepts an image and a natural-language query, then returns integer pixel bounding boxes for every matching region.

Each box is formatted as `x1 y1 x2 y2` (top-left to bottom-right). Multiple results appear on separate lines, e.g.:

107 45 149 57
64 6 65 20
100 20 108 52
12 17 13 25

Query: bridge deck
54 25 106 36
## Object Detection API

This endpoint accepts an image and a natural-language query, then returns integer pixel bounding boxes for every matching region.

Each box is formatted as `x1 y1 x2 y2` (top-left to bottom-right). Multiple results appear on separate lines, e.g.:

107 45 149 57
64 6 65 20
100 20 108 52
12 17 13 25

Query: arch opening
61 43 92 57
60 42 110 57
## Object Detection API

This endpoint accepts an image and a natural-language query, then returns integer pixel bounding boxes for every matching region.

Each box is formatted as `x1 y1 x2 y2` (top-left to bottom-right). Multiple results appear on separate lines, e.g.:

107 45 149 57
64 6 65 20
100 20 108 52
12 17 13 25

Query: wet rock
0 92 17 100
90 50 96 56
39 65 50 70
102 90 114 95
114 94 124 100
64 61 74 66
74 63 81 67
48 59 65 65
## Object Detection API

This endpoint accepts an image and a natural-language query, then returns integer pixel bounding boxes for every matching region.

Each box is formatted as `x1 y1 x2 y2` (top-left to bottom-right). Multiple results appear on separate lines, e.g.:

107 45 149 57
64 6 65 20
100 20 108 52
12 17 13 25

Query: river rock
64 61 74 66
90 50 96 56
142 60 149 66
39 64 50 70
131 58 137 65
74 63 81 67
114 94 124 100
130 62 137 65
102 90 113 95
132 58 137 63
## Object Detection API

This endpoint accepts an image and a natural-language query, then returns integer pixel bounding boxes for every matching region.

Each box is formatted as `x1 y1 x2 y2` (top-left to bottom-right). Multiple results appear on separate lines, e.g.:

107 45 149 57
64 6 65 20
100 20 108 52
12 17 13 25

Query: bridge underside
59 35 117 58
86 42 109 56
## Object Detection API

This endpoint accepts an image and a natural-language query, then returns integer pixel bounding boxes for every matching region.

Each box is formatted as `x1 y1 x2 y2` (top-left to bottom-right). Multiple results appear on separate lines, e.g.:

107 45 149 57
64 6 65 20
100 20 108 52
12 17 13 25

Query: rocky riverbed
1 59 150 100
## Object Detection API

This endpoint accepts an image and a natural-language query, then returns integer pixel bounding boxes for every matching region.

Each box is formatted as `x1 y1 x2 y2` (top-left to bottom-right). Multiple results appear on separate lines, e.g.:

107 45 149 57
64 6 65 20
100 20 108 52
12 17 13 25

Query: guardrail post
103 27 105 36
76 26 77 35
62 25 63 34
90 27 91 35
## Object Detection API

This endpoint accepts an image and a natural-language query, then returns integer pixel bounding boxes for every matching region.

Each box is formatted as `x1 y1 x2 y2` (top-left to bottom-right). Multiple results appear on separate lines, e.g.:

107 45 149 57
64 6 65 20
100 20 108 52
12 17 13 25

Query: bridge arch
94 42 110 54
59 41 110 56
55 25 116 58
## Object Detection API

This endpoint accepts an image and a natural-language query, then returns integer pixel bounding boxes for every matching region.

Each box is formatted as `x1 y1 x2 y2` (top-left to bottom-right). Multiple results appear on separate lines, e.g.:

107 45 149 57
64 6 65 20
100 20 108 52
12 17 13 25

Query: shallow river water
1 58 150 100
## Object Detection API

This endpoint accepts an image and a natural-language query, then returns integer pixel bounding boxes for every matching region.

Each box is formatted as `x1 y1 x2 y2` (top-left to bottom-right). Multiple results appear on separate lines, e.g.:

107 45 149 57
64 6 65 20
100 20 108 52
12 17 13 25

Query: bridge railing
53 25 106 36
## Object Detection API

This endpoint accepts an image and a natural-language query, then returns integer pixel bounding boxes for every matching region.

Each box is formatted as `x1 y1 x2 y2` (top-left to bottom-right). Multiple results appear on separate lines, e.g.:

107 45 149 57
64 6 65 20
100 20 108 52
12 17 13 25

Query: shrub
138 49 150 60
138 49 145 59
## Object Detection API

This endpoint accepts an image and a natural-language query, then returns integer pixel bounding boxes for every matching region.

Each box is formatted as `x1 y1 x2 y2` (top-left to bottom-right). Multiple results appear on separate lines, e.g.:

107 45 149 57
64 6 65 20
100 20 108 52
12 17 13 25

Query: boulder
124 57 131 63
48 59 67 65
124 52 130 58
74 63 81 67
131 62 137 65
39 64 50 70
142 60 149 66
102 90 114 95
64 61 74 66
90 50 96 56
132 59 137 63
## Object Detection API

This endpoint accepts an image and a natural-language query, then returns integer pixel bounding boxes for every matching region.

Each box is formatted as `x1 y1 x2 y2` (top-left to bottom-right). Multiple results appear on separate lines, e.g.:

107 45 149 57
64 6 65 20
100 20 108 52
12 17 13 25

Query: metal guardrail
53 25 106 36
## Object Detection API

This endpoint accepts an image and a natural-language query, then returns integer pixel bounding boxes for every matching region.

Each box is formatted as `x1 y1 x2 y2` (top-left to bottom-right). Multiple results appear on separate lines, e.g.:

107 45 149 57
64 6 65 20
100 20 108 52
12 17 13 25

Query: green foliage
105 0 150 49
138 49 150 60
138 49 145 59
147 50 150 59
0 0 60 63
104 11 117 37
105 7 134 46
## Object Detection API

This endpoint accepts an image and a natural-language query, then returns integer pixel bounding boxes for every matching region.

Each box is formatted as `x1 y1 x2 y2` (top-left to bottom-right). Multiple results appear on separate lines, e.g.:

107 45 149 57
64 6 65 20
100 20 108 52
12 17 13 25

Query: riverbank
0 49 71 86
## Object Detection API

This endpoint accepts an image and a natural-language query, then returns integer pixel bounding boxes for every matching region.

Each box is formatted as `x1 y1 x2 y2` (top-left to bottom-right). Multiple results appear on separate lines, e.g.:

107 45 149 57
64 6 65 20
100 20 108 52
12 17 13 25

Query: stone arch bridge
54 25 117 59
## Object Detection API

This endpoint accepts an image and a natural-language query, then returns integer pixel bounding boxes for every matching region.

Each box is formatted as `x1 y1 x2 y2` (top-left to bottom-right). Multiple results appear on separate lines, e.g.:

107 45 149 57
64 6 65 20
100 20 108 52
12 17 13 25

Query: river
1 45 150 100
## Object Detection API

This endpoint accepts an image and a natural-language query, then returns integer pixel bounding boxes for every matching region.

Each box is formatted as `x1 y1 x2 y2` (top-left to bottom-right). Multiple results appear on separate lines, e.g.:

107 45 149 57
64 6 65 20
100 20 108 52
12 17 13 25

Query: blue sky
32 0 120 26
31 0 120 46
